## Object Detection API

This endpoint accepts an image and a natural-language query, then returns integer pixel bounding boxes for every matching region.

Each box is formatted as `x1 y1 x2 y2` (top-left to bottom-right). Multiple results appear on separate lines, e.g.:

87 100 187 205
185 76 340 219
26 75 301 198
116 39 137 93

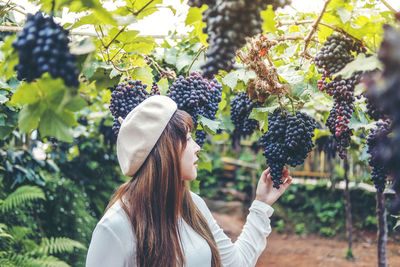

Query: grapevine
364 25 400 212
366 120 391 193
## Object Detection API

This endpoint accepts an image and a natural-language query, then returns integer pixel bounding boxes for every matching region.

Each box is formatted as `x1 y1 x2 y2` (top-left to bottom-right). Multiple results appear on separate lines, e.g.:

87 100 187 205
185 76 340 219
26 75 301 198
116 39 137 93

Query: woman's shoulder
95 199 134 241
189 191 208 211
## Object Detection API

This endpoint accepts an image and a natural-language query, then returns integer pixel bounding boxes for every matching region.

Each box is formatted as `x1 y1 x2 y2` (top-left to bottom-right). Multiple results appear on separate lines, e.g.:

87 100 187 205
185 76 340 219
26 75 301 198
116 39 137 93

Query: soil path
212 213 400 267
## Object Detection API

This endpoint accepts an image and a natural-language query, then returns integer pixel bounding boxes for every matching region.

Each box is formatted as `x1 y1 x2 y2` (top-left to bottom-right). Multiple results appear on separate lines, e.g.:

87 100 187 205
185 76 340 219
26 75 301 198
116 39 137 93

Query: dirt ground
212 213 400 267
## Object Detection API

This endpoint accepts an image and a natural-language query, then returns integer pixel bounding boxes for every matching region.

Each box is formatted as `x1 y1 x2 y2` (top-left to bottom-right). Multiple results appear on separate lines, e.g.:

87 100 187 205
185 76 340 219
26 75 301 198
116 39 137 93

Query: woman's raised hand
255 167 292 206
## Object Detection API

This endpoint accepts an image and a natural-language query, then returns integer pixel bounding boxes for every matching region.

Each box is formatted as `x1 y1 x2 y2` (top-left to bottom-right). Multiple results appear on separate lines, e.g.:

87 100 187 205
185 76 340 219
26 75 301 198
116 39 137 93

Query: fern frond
34 255 70 267
0 253 70 267
0 224 13 240
1 186 45 213
1 253 41 267
38 237 86 255
8 226 33 243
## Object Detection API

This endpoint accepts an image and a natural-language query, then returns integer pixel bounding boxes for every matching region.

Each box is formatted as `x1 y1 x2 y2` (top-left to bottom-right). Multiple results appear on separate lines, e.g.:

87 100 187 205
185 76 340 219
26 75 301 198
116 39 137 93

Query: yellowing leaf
157 78 169 95
131 65 154 87
261 6 276 33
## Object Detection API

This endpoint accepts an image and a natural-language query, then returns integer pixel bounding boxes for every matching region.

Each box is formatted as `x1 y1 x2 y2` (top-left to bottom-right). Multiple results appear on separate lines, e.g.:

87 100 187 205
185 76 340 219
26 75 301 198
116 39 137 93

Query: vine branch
381 0 397 13
187 45 206 76
276 20 364 45
110 60 136 73
105 25 127 49
134 0 155 16
301 0 331 59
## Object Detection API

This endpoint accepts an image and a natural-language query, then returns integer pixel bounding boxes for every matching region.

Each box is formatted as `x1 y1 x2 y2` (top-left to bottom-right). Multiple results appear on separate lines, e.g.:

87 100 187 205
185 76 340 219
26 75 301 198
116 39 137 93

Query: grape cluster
201 0 291 78
109 78 158 136
187 0 215 7
315 34 363 76
363 25 400 212
364 94 386 121
367 121 391 192
195 130 207 147
167 72 222 147
12 12 79 87
322 73 362 158
230 92 261 138
260 109 317 188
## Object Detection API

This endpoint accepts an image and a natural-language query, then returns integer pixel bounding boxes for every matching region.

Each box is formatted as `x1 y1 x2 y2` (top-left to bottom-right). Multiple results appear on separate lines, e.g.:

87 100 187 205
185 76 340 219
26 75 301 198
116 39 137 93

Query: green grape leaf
176 53 193 71
336 6 352 23
0 94 8 104
157 78 169 95
38 109 74 142
249 106 278 132
131 65 154 87
89 67 121 90
336 54 382 78
18 102 44 133
222 69 256 89
124 37 155 54
197 115 222 134
11 82 42 105
0 36 18 80
64 95 88 112
70 38 96 55
349 106 374 131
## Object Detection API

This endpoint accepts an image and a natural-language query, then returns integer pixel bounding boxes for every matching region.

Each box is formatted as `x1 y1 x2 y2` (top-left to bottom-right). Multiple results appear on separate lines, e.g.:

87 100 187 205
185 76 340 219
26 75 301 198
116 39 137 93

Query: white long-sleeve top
86 191 274 267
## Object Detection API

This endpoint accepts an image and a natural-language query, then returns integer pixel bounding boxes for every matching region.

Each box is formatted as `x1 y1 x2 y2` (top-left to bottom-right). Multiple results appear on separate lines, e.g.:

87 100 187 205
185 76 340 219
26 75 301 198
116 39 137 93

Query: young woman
86 95 292 267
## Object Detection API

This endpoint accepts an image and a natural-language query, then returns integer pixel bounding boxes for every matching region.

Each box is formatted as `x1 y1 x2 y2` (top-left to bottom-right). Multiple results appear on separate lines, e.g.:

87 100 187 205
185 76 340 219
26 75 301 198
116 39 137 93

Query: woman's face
180 132 201 180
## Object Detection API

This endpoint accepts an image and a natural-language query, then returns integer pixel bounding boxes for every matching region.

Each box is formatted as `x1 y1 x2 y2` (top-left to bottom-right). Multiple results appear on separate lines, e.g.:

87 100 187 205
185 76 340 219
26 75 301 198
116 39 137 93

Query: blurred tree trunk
344 157 354 259
377 190 388 267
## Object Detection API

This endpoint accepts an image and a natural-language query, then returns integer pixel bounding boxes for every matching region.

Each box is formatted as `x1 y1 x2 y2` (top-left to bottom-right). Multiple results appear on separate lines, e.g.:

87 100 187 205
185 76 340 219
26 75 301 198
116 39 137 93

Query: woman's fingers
260 168 270 183
282 175 293 189
282 168 290 178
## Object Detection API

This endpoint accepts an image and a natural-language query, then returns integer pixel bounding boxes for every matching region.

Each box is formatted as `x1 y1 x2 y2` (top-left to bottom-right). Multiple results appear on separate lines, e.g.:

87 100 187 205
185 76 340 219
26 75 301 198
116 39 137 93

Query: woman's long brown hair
106 110 222 267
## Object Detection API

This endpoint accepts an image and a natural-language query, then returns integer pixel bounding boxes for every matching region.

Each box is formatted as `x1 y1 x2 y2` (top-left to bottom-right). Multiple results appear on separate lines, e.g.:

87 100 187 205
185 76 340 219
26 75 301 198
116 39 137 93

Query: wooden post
377 191 388 267
344 157 354 259
320 150 325 174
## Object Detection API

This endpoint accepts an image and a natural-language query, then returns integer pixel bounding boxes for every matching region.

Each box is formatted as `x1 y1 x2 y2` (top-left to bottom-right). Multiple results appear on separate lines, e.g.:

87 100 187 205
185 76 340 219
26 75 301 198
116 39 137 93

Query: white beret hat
116 95 177 177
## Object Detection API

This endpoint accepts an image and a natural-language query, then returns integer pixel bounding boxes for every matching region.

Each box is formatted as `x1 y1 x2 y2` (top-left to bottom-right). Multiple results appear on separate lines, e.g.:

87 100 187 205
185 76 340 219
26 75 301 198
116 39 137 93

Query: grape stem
187 45 206 76
144 55 177 80
287 95 296 114
277 95 286 116
51 0 55 16
301 0 332 59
